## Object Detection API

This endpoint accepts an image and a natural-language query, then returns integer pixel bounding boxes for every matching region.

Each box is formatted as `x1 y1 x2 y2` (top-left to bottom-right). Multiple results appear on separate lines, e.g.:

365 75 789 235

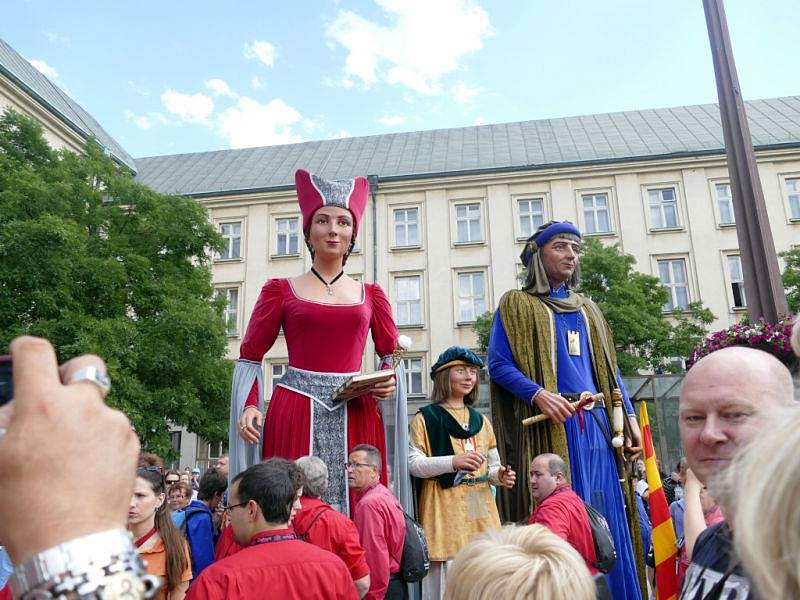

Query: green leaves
780 246 800 314
0 109 231 458
577 238 713 374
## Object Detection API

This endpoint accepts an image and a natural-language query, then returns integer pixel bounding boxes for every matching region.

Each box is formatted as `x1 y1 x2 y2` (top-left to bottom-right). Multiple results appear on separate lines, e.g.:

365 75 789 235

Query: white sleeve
408 443 455 479
487 448 502 485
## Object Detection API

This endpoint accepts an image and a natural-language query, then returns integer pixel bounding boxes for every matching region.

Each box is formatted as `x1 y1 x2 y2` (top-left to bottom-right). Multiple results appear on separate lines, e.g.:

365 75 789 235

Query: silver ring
240 424 247 431
67 366 111 397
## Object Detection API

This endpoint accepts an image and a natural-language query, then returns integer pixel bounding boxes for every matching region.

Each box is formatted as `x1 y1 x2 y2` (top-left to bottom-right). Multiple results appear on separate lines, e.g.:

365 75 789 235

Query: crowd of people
0 168 799 600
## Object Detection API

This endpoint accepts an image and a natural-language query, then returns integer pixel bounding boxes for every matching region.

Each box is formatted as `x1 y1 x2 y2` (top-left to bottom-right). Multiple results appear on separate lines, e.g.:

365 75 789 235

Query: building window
716 183 735 225
582 193 612 234
394 208 419 247
402 357 424 396
728 255 747 309
218 222 241 260
657 259 689 311
217 287 239 336
518 199 544 238
275 217 299 256
787 178 800 220
271 363 288 391
196 439 228 471
455 203 482 243
458 272 486 322
394 276 422 326
649 188 680 229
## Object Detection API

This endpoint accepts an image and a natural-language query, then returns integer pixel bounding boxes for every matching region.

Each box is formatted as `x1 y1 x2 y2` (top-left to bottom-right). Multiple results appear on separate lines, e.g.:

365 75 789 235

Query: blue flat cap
430 346 485 380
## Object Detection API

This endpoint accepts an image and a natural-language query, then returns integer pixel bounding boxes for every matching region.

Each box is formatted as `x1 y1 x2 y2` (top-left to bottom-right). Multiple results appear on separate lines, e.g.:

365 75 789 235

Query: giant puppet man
488 221 645 600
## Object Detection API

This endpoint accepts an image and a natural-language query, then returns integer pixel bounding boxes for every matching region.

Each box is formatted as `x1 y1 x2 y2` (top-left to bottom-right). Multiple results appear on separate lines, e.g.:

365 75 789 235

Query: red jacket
529 484 598 575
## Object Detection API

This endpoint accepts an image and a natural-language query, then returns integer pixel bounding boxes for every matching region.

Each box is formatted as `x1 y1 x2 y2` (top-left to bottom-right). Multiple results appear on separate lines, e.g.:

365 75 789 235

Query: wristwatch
11 529 160 599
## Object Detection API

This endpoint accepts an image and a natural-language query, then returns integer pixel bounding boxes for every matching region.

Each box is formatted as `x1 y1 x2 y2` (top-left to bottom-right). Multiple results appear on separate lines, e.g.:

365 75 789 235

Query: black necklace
310 267 344 296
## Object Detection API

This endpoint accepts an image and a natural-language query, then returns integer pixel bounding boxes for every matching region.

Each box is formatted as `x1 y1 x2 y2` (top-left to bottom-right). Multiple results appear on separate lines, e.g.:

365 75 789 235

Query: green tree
0 109 232 457
472 238 714 374
780 246 800 314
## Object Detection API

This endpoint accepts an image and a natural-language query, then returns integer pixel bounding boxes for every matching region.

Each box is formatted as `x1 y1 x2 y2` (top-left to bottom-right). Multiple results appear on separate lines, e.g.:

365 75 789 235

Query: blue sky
3 0 799 159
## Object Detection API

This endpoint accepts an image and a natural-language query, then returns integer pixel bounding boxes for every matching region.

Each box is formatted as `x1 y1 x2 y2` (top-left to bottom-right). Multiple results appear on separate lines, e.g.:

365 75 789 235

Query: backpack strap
295 505 332 540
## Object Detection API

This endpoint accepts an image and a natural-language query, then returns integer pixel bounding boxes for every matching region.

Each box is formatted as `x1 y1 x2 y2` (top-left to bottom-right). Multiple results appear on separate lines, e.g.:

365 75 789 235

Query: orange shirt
138 534 192 600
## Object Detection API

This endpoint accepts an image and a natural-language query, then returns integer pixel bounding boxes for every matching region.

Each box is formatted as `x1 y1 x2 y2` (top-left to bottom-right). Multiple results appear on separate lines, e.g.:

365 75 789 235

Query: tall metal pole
703 0 787 322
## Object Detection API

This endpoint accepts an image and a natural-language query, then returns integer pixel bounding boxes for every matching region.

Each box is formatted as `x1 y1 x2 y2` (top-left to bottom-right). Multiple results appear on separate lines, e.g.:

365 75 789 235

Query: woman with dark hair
409 347 516 599
128 468 192 599
231 169 404 515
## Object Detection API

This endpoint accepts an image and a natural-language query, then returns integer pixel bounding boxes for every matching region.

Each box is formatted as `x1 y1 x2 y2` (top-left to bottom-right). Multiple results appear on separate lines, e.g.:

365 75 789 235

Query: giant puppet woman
229 169 409 515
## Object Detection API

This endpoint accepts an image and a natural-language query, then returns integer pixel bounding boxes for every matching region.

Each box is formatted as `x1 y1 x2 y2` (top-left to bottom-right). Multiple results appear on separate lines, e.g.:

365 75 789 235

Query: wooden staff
521 392 604 426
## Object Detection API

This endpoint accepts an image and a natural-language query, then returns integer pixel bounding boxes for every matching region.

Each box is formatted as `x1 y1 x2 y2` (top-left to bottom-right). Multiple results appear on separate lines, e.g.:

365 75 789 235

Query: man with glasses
488 220 644 600
347 445 406 600
187 459 356 599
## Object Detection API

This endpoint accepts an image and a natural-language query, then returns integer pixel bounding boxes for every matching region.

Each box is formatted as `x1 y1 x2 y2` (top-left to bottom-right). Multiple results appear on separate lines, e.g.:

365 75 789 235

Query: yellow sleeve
410 412 432 456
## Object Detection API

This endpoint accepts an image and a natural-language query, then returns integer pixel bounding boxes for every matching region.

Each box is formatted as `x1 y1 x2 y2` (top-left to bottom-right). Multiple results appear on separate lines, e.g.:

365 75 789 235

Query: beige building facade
199 148 800 411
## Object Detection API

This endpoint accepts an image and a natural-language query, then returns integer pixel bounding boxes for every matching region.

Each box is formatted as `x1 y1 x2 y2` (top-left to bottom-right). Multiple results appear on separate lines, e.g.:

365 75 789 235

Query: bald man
679 346 795 600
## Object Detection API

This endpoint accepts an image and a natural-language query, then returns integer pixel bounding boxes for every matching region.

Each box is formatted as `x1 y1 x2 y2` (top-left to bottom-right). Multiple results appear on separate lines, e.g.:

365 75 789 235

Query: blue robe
488 285 642 600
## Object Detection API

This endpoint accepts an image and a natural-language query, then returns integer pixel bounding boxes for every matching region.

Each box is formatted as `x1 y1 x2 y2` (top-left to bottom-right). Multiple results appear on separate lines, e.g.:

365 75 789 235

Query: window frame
655 257 690 312
723 252 747 311
393 273 424 328
455 269 488 325
273 216 300 257
712 180 736 227
579 189 615 236
781 174 800 222
451 200 485 246
215 285 241 337
392 205 422 249
645 185 683 231
214 219 245 262
401 355 426 397
515 196 546 240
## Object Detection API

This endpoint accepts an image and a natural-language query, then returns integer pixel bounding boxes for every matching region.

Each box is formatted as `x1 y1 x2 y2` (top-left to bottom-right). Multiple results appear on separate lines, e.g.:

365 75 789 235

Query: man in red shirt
528 453 598 575
348 444 406 600
188 459 357 600
296 455 371 597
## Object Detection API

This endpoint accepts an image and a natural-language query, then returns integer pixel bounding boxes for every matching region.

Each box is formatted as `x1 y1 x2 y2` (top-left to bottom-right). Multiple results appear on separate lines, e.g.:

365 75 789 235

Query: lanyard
250 532 298 545
134 527 157 548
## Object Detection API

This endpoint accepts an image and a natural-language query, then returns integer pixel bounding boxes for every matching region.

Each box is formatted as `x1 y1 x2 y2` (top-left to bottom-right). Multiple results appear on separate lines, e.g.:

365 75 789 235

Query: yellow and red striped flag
640 401 679 600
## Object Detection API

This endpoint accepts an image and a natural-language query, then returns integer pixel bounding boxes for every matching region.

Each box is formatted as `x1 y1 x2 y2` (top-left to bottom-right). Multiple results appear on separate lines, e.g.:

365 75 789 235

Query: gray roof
0 37 136 173
135 96 800 197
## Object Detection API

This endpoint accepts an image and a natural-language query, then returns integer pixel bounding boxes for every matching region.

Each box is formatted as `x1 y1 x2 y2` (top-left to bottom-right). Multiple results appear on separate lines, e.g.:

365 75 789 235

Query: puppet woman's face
307 206 354 260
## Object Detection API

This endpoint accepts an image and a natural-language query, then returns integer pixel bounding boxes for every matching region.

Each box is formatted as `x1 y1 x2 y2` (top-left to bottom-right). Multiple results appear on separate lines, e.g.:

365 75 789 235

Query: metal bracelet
11 529 161 599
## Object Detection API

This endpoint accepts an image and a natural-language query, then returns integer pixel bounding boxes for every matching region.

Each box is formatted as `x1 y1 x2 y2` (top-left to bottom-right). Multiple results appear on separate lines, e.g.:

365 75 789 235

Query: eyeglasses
343 461 373 471
222 501 249 511
165 478 180 484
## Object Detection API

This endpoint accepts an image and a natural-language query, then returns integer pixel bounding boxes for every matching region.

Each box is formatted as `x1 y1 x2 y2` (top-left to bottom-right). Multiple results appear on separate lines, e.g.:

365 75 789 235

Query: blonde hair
444 525 595 600
722 407 800 600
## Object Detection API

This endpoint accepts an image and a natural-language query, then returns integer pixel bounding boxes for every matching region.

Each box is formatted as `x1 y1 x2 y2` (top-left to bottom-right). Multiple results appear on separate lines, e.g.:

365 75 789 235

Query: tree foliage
780 246 800 314
472 238 714 374
0 109 232 457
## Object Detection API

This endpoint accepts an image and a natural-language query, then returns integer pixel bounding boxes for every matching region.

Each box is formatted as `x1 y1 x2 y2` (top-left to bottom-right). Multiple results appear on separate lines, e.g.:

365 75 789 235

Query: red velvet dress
240 279 397 486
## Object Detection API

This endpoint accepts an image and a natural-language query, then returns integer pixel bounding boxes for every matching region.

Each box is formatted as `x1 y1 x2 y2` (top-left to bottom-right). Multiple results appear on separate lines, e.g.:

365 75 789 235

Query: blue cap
192 468 201 474
533 221 582 247
430 346 484 380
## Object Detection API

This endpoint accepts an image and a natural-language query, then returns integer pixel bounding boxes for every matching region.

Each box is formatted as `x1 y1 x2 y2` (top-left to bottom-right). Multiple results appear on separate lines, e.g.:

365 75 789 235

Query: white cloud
124 109 169 130
205 78 239 99
160 89 214 125
29 59 58 79
326 0 493 94
216 97 302 149
329 129 352 139
377 115 406 126
244 40 276 67
43 31 70 44
251 75 266 89
127 80 150 97
474 116 486 125
452 82 481 104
